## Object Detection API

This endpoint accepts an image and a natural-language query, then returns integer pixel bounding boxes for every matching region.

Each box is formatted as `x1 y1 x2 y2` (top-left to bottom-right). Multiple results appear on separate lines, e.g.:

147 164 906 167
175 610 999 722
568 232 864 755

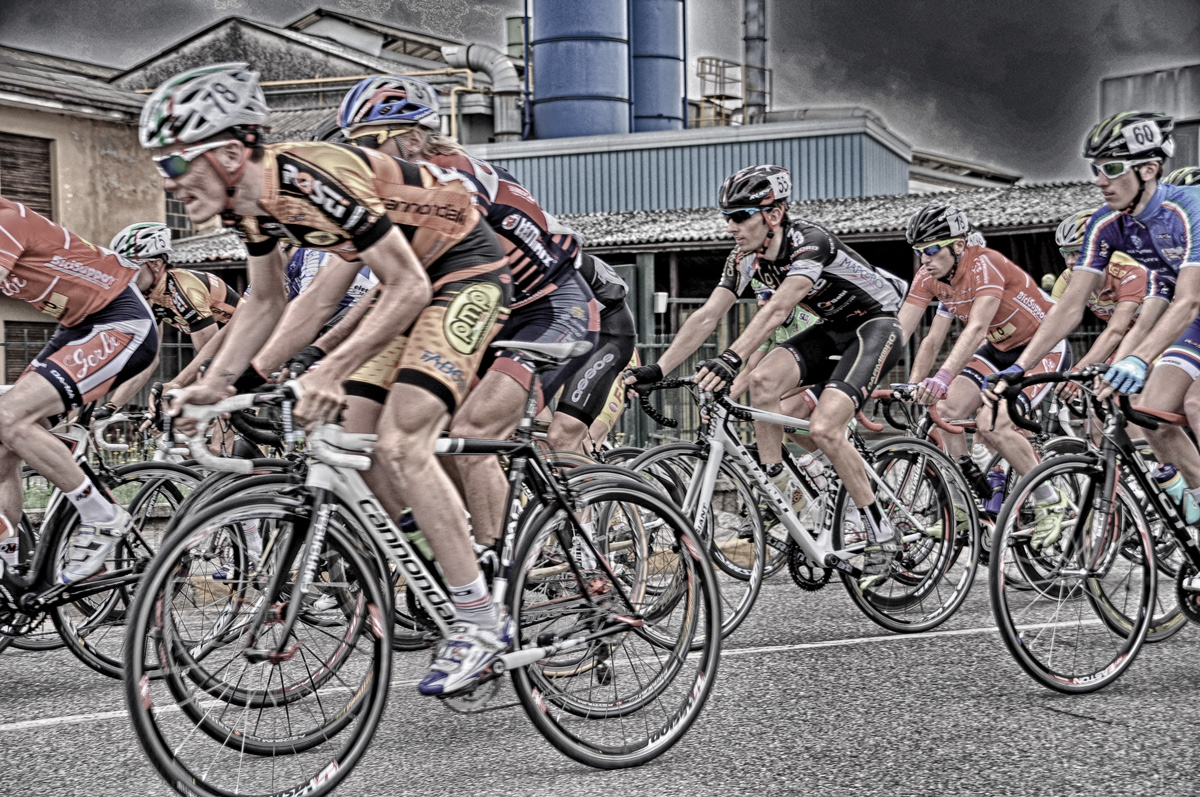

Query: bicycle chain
786 539 831 592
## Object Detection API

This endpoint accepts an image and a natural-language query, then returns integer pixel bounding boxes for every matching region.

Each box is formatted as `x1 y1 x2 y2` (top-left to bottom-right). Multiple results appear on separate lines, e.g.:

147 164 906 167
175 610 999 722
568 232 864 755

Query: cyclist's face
1062 250 1079 269
1093 158 1155 211
920 241 959 278
156 144 235 224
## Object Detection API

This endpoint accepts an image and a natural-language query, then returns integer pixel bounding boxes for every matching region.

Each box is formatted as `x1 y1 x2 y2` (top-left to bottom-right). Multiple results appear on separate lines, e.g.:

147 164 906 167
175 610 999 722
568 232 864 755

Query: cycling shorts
777 314 903 411
555 302 636 426
962 338 1072 413
478 270 601 404
25 285 158 411
1158 314 1200 380
591 349 640 432
344 260 511 412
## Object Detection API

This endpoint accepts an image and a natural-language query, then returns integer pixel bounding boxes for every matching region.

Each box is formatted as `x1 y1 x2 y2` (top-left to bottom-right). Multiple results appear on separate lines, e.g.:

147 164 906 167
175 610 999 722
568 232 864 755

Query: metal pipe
524 0 532 139
682 0 689 129
743 0 766 123
442 44 522 141
135 68 474 93
448 86 490 141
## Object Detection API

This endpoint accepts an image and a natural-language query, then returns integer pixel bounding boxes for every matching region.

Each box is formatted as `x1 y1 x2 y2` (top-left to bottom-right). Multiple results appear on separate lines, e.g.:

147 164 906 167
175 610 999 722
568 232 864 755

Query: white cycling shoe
59 507 133 585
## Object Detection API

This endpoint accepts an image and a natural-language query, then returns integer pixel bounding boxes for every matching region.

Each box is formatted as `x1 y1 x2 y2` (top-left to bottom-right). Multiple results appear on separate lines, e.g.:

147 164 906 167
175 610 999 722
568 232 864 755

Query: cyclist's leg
547 304 635 453
753 324 837 467
449 280 599 547
1150 329 1200 491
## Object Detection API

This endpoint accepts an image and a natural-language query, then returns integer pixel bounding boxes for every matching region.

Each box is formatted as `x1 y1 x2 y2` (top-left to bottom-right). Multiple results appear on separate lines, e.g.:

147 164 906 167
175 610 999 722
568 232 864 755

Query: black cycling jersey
574 252 628 311
717 217 907 323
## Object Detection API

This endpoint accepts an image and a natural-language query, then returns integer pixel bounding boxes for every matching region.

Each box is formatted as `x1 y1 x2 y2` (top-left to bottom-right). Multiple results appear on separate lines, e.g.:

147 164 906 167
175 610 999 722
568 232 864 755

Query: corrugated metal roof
170 180 1098 265
0 52 145 118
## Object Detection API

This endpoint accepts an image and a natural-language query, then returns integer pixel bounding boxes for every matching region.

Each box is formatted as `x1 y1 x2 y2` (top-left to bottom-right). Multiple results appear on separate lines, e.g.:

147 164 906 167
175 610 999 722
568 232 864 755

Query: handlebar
870 387 962 435
995 365 1107 434
169 383 302 473
92 413 132 452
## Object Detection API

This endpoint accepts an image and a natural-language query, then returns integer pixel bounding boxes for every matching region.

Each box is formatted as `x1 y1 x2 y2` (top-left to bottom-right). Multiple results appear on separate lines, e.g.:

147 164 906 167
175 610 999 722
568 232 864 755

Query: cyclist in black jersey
625 164 909 589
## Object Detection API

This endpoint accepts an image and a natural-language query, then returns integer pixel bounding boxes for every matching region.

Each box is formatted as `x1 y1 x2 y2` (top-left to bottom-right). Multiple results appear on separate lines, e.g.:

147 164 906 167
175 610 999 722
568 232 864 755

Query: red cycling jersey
904 244 1051 351
0 197 139 327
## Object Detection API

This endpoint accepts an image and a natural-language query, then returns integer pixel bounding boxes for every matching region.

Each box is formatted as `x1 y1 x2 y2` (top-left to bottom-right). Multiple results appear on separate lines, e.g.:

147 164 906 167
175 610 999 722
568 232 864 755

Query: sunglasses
1059 247 1080 258
153 139 236 179
347 128 409 149
722 207 765 224
1090 159 1156 180
912 237 962 257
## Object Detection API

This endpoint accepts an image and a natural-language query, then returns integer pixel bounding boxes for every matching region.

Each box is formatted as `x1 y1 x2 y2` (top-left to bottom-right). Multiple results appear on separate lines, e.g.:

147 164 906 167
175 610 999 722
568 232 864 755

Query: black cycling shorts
555 302 636 426
777 314 902 411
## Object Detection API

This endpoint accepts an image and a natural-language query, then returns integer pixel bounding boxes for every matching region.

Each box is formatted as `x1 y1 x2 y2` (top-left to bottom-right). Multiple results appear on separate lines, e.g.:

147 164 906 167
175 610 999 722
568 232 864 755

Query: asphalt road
2 572 1197 797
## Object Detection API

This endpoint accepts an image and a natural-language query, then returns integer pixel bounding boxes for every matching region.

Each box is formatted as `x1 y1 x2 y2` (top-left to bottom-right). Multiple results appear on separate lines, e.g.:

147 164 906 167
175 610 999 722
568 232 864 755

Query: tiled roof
565 181 1100 249
169 181 1100 265
0 52 145 118
265 108 338 144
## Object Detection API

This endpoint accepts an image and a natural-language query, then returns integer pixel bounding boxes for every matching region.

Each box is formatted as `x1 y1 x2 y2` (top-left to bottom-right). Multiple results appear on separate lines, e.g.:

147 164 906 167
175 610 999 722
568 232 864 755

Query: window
165 192 193 240
0 133 53 218
1171 119 1199 174
3 321 55 384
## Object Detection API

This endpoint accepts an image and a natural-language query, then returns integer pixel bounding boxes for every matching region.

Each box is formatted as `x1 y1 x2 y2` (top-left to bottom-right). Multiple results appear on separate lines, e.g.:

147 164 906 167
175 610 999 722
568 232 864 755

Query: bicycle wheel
47 461 200 678
124 493 391 797
629 442 765 641
508 477 720 769
835 438 980 633
3 467 63 651
989 455 1154 693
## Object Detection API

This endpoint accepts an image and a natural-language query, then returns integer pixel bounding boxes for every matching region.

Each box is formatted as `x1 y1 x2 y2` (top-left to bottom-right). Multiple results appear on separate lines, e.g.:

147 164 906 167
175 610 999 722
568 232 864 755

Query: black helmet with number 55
719 165 792 210
1083 111 1175 161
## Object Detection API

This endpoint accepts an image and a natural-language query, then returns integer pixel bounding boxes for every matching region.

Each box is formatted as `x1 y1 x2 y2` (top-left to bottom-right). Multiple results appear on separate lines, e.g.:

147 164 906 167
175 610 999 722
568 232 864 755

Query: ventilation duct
442 44 523 142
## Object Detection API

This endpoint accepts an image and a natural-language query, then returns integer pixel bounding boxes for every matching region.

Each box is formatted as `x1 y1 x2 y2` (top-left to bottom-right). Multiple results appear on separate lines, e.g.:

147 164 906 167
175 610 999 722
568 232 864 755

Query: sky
1 0 1198 182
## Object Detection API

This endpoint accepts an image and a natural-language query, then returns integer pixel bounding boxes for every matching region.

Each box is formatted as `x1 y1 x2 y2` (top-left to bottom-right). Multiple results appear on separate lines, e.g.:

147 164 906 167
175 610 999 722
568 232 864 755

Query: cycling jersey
573 251 628 312
284 247 377 306
751 277 819 352
1075 183 1200 301
716 217 907 323
429 153 579 309
1051 251 1148 326
145 268 239 333
0 197 139 327
904 245 1051 351
233 142 499 282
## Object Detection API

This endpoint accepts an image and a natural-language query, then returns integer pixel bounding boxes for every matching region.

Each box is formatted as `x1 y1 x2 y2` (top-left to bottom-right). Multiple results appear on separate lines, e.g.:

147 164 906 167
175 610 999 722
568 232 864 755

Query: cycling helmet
337 76 441 135
1083 111 1175 161
719 165 792 210
140 63 270 149
905 203 971 245
1054 209 1094 249
110 222 172 261
1163 166 1200 187
310 117 346 144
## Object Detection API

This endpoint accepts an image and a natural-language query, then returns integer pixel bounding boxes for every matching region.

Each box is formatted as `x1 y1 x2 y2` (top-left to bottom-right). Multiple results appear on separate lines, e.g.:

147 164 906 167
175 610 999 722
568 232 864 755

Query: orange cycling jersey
904 244 1051 351
0 197 138 327
145 268 240 333
1051 251 1148 327
234 142 496 282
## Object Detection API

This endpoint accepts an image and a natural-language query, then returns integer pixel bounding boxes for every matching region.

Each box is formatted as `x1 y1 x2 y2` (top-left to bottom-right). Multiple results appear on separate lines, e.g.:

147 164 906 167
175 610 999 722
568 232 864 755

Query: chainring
1174 562 1200 624
787 539 832 592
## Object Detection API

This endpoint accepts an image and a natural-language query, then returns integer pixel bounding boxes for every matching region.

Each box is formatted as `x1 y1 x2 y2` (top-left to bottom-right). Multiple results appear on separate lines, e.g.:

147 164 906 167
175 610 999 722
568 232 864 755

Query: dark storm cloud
1 0 1196 181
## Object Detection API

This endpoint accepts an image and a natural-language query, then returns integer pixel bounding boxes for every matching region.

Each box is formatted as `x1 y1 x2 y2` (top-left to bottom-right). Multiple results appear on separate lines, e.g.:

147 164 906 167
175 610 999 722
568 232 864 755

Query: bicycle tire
834 437 980 633
989 454 1154 693
508 477 721 768
124 493 392 797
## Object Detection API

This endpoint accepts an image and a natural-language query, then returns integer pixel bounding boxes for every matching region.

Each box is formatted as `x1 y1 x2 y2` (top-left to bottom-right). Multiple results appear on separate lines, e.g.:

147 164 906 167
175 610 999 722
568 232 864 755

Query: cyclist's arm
311 285 375 353
195 247 290 389
897 301 927 344
1011 270 1100 370
1074 300 1139 370
190 323 218 353
1109 297 1168 363
252 259 360 374
170 324 228 389
1123 268 1200 364
726 274 812 362
652 287 737 375
938 294 1000 376
909 312 953 382
307 229 431 385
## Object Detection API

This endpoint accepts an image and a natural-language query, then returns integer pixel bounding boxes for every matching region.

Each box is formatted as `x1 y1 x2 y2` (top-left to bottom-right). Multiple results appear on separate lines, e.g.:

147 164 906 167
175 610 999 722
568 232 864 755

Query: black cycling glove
698 349 742 386
286 345 326 378
624 363 664 393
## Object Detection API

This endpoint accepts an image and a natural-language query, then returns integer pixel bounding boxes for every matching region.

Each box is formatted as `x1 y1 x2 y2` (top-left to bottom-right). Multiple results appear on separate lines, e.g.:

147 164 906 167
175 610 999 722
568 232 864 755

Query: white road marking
0 620 1101 733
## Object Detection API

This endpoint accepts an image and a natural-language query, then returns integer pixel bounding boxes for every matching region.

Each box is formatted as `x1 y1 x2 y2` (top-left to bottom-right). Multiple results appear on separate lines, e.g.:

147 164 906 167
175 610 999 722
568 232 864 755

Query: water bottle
971 443 992 473
397 509 434 560
984 468 1006 514
797 453 828 491
958 454 991 501
1153 464 1200 524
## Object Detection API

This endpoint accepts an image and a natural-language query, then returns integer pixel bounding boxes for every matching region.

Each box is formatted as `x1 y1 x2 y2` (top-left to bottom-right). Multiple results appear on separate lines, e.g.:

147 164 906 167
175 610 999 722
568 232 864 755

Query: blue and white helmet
337 76 441 135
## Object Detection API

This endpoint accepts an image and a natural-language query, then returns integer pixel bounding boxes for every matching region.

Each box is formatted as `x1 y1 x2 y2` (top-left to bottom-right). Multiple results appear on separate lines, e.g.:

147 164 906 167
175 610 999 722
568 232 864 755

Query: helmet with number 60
1083 111 1175 161
110 222 172 262
1163 166 1200 187
140 63 270 148
1054 209 1095 249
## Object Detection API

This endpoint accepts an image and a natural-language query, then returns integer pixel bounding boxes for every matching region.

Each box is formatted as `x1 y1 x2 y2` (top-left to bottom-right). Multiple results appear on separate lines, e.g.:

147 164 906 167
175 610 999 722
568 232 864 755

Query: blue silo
631 0 685 132
531 0 630 139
